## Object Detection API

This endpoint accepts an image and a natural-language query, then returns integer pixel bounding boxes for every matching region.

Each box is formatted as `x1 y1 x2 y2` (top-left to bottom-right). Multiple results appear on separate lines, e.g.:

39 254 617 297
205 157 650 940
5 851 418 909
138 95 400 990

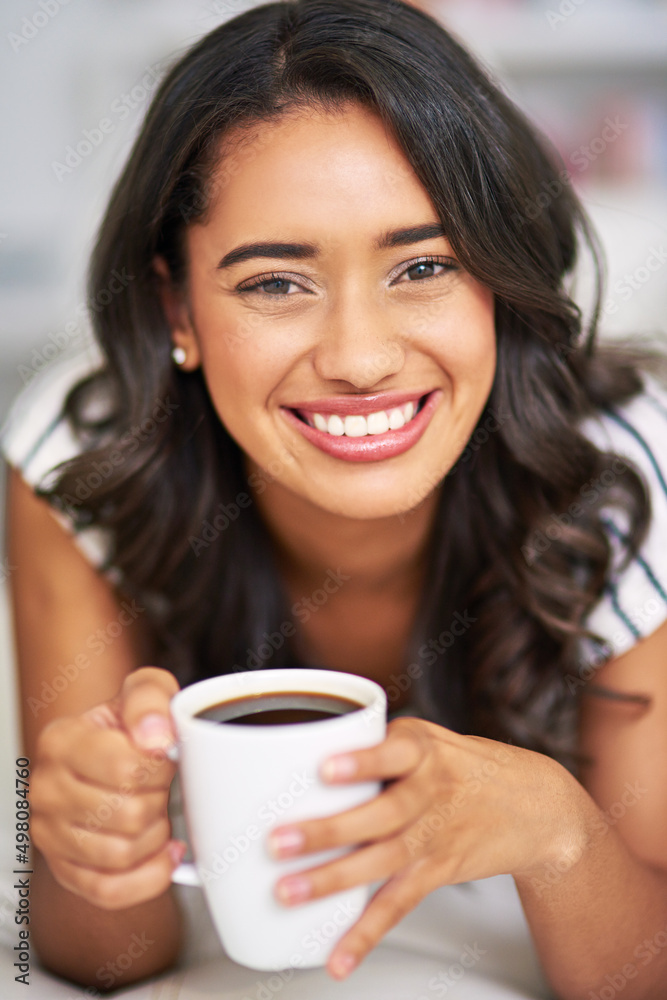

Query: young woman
4 1 667 996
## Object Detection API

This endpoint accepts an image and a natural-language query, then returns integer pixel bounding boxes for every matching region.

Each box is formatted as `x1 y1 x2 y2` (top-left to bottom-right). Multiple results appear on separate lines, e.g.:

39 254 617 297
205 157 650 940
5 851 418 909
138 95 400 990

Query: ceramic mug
168 668 387 970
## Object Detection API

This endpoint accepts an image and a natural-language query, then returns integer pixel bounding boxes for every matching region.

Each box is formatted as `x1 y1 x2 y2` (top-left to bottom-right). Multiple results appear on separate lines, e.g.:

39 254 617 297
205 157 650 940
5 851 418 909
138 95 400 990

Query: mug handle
172 862 201 887
166 741 201 887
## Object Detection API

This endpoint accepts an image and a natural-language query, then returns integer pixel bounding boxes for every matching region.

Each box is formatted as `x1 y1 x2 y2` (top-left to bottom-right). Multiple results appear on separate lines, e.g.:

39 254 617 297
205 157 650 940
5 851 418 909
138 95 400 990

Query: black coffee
195 691 364 726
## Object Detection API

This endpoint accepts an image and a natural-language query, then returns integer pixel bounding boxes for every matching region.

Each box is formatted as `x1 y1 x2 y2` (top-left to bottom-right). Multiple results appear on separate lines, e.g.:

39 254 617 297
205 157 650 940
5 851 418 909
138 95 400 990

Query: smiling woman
158 105 496 504
3 0 667 997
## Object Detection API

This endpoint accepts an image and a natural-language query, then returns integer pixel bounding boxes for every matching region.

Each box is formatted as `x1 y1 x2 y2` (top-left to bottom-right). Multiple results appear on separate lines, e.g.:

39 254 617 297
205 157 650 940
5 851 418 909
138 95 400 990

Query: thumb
118 666 180 751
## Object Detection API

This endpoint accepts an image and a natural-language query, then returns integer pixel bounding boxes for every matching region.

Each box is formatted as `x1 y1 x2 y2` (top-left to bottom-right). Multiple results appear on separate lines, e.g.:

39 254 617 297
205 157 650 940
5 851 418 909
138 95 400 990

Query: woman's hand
267 717 589 980
31 666 186 910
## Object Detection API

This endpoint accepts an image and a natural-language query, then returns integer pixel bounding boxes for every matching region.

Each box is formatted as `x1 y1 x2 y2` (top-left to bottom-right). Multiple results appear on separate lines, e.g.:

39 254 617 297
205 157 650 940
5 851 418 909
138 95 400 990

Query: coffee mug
168 668 387 970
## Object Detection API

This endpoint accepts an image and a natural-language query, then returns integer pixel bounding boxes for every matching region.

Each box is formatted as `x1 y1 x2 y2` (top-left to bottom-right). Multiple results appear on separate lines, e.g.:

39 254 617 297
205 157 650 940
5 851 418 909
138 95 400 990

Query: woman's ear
152 255 201 371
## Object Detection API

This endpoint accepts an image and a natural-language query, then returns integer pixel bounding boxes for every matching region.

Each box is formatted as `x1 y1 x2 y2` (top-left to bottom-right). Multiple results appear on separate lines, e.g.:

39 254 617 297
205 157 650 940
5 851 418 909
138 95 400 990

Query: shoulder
579 374 667 659
1 346 113 573
1 346 103 481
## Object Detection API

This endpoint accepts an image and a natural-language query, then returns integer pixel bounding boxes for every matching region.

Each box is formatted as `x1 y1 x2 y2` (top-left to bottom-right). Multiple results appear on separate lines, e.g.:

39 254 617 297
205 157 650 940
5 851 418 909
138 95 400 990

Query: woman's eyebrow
215 223 448 270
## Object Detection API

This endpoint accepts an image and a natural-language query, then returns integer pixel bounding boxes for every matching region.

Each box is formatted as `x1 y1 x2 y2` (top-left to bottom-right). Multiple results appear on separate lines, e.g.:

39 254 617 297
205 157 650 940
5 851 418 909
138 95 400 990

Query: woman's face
166 103 496 520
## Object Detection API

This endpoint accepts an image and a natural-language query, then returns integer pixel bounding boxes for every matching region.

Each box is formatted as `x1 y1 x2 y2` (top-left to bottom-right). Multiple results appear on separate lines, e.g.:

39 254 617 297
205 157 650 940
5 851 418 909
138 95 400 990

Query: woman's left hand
267 717 587 980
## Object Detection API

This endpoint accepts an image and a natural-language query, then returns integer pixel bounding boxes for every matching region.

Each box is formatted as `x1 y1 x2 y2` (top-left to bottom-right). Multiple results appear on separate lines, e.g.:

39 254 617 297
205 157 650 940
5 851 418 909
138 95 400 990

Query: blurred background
0 0 666 778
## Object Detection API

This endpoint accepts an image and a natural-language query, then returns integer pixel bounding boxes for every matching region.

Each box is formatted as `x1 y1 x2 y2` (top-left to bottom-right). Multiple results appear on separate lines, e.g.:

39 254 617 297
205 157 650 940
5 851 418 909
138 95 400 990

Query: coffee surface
195 691 364 726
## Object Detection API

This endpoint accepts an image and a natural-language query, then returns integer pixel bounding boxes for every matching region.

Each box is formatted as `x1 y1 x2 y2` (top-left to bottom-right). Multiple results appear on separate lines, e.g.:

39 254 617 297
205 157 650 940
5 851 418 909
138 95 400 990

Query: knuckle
29 769 52 811
124 666 180 698
120 796 153 834
378 794 405 830
350 924 376 954
130 750 173 786
48 857 75 893
391 717 426 749
154 816 171 845
36 718 68 760
110 756 142 790
101 837 136 871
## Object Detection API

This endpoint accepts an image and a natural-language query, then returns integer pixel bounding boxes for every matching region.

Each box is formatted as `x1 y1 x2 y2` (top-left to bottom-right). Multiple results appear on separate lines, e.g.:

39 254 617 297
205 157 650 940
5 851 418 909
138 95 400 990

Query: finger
33 767 170 836
38 811 171 870
273 836 411 906
320 719 427 784
119 666 180 751
326 864 430 980
68 816 172 871
268 774 429 858
38 715 175 792
48 840 184 911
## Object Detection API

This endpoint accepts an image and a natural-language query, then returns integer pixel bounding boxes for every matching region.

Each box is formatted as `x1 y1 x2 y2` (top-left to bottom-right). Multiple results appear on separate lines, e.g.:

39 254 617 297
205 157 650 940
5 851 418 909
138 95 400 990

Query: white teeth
344 415 367 437
367 410 390 435
388 407 406 430
304 398 422 437
327 414 345 436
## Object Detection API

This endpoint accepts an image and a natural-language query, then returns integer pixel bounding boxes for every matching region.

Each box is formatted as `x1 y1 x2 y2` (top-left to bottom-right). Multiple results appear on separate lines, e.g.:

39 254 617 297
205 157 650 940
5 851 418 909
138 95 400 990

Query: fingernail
275 875 311 905
320 754 357 782
330 952 357 979
268 827 305 858
132 713 174 749
168 840 187 867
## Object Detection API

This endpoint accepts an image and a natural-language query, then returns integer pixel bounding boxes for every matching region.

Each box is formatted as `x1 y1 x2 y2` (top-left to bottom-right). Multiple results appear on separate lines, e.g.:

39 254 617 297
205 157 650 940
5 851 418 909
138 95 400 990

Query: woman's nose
312 295 405 389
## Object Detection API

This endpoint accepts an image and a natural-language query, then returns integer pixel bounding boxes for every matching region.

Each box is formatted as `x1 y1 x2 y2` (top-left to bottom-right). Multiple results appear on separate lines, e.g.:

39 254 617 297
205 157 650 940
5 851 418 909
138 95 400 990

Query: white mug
168 668 387 971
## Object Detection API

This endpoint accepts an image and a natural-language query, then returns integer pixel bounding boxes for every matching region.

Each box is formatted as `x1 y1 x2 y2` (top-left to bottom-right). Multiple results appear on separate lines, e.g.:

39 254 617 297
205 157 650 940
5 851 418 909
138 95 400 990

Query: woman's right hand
31 666 186 910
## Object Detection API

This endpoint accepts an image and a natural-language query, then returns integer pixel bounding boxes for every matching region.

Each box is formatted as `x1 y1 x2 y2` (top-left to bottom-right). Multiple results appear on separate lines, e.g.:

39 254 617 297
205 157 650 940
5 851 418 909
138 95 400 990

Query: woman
3 0 667 996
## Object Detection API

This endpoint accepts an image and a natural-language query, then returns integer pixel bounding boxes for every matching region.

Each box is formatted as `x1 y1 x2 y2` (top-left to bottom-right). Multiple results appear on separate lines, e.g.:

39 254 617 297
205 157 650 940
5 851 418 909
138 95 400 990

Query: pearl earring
171 346 187 365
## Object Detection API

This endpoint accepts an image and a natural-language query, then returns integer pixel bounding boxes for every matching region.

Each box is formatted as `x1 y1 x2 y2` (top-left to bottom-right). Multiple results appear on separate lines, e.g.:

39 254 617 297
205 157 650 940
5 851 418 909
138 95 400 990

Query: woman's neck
247 466 442 598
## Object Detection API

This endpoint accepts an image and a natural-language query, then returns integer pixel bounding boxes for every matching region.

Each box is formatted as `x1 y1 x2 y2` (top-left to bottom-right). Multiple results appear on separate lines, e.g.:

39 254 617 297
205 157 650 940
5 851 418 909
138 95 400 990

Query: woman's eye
237 274 302 296
399 259 456 283
256 277 295 295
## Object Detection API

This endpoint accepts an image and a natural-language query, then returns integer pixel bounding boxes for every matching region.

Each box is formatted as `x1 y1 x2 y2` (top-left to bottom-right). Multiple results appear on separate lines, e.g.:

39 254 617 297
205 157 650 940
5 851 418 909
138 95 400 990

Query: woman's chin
298 483 442 523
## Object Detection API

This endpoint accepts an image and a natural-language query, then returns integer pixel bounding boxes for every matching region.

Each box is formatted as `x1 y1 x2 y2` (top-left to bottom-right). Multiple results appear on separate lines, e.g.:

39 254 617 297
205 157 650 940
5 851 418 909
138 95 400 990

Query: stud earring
171 346 187 365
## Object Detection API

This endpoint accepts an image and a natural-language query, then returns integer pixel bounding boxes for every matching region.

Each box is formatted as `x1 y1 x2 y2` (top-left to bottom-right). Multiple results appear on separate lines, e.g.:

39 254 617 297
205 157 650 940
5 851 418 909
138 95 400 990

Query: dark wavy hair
41 0 655 766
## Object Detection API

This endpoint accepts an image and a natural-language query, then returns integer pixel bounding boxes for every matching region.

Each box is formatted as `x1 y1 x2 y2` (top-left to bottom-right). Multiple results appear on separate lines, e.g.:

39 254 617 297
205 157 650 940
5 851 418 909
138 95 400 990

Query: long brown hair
42 0 653 765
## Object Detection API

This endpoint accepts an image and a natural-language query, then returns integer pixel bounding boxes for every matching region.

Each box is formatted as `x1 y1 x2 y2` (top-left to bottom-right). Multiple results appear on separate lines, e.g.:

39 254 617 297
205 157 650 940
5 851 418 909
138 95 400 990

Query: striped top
2 348 667 664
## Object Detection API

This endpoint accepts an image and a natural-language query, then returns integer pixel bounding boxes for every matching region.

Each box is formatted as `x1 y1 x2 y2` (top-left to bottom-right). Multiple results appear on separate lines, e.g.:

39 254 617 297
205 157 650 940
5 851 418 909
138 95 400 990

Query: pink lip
281 389 443 463
286 389 431 418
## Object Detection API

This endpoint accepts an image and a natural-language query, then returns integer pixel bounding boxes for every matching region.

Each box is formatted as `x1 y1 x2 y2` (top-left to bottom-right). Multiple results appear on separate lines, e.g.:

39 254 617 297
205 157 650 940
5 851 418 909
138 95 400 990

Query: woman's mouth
280 389 442 462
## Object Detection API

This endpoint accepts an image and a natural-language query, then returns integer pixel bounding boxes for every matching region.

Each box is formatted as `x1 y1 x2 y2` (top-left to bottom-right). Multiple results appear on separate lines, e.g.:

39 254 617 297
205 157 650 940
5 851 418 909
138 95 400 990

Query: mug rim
170 668 387 736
